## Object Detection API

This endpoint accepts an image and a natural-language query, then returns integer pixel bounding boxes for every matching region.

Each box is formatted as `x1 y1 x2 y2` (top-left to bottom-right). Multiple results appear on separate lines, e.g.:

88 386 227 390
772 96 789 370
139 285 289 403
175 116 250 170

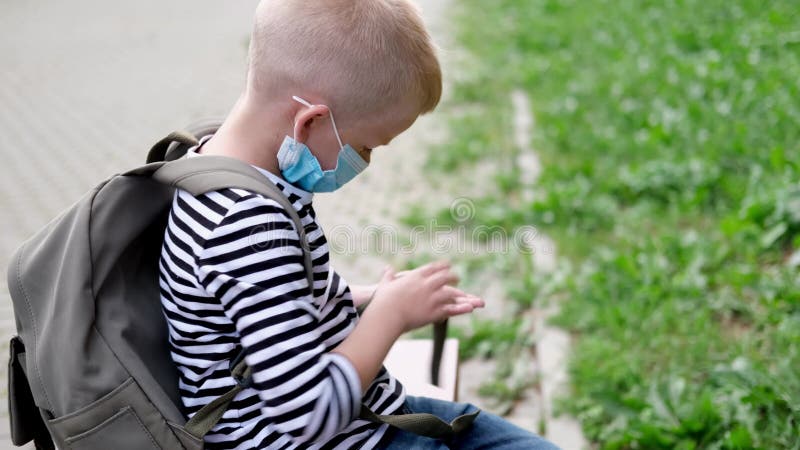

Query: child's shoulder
175 186 294 220
171 187 295 245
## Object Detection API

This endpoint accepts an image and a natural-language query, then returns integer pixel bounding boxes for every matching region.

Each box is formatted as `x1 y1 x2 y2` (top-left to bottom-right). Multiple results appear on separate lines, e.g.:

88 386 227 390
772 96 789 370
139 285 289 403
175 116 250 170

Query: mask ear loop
327 110 345 150
292 95 345 149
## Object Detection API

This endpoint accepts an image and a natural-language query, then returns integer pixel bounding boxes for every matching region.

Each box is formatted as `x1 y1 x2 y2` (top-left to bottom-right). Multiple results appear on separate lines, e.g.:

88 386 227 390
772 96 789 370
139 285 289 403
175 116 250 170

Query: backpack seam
125 404 160 449
14 245 53 411
92 325 185 447
83 178 113 321
87 186 101 320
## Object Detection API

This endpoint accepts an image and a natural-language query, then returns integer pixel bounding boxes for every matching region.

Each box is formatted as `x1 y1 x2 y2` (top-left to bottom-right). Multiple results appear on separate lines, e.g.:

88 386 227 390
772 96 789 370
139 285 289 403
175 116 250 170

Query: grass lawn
424 0 800 448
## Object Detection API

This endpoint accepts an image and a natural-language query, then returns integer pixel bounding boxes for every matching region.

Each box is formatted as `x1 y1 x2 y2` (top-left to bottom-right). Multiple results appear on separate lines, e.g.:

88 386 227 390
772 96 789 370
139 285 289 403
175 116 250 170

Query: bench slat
384 339 460 402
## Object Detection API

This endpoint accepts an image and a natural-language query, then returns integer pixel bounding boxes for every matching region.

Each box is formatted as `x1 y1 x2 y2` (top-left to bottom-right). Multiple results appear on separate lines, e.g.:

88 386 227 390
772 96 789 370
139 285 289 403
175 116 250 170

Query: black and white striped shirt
159 145 405 449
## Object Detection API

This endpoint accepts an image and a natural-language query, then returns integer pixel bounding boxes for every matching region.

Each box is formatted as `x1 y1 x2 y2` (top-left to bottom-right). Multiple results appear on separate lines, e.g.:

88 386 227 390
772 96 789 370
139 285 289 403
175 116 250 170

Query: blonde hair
246 0 442 121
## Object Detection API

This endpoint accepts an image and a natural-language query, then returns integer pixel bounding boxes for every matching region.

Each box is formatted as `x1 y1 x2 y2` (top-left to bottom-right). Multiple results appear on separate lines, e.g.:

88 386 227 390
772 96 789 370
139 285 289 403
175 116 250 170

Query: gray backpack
6 130 475 450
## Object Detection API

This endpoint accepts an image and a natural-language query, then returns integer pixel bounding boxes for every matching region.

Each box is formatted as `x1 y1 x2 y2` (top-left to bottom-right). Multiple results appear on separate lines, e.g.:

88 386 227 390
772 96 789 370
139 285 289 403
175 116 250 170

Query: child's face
307 102 420 170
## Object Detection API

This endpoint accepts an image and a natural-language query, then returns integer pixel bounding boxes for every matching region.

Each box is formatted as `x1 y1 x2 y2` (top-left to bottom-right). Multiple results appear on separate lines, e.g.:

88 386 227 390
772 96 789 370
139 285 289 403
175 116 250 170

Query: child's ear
293 104 331 143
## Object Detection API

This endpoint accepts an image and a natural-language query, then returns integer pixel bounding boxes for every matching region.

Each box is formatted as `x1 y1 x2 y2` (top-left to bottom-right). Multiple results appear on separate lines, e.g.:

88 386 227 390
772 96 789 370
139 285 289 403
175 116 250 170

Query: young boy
159 0 559 448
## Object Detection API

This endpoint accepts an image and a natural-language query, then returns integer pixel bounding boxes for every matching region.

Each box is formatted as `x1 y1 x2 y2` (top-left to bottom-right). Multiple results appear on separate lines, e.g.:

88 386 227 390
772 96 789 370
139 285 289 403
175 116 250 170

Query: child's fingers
433 287 482 308
446 274 460 286
438 285 467 299
380 265 396 282
449 287 482 302
453 296 485 308
418 260 451 276
427 269 459 289
441 302 475 317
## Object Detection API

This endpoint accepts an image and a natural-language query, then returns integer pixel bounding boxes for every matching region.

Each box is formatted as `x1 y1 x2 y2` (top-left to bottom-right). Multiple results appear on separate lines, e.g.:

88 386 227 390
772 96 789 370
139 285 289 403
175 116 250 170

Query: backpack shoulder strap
146 131 199 164
152 155 314 290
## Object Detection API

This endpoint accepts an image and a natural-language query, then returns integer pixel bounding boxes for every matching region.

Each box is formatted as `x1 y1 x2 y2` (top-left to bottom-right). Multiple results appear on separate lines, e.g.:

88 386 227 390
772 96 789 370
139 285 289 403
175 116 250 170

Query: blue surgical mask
276 96 368 193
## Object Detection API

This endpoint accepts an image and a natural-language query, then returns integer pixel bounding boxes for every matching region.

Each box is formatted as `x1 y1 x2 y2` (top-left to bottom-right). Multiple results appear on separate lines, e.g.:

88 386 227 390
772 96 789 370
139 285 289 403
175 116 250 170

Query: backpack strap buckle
229 348 253 389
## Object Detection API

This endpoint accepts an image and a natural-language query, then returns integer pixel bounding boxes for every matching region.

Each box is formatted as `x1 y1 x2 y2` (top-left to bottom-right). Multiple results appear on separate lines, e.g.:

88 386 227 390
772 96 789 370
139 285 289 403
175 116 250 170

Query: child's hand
370 261 485 333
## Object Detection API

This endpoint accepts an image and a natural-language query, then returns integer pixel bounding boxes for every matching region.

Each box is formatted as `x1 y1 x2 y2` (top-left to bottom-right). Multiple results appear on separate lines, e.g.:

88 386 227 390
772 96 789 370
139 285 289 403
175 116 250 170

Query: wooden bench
384 321 460 402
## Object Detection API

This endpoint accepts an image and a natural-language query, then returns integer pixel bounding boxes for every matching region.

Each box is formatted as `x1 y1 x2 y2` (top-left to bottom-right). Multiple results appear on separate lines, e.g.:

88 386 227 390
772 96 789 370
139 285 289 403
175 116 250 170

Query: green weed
439 0 800 447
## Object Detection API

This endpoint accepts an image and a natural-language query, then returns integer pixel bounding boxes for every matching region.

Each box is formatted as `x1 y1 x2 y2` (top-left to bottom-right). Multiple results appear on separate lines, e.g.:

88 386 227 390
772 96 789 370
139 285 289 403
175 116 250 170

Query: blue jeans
378 396 560 450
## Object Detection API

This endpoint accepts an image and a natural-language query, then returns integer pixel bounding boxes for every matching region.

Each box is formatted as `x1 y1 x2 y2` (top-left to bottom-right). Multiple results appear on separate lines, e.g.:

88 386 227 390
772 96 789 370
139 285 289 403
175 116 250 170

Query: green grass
426 0 800 448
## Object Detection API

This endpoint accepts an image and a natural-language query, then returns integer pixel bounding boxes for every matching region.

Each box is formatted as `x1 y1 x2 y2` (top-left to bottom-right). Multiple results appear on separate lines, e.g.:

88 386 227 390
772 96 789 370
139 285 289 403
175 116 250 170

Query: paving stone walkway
0 2 261 447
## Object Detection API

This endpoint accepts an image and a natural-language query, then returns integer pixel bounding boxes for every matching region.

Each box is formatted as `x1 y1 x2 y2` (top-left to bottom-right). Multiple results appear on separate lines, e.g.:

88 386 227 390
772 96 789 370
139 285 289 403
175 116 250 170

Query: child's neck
198 96 285 178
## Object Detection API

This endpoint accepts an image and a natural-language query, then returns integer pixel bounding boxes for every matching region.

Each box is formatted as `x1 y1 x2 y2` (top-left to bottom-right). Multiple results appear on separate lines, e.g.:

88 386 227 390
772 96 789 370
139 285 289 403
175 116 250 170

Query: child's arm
195 195 367 445
348 283 377 307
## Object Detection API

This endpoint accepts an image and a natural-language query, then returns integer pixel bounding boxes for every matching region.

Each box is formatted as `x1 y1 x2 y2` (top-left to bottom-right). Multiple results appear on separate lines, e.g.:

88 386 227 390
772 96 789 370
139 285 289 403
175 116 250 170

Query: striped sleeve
193 194 362 445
